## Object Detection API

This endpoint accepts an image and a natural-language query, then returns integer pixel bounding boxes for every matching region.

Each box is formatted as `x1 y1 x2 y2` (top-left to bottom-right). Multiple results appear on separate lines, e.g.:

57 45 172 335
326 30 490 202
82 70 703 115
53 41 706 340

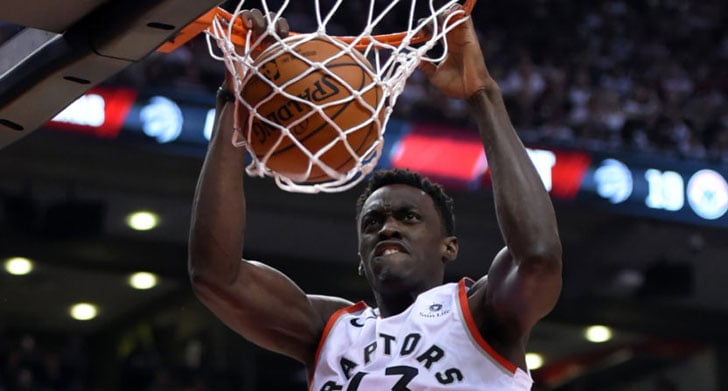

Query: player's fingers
417 60 438 78
274 15 290 38
241 9 266 36
417 17 434 36
419 14 447 37
443 4 465 21
240 10 254 35
223 70 235 91
240 10 253 28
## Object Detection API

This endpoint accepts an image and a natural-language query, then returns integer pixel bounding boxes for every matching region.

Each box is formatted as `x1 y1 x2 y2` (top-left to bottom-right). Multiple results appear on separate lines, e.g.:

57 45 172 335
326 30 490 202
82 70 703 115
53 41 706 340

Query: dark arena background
2 0 728 390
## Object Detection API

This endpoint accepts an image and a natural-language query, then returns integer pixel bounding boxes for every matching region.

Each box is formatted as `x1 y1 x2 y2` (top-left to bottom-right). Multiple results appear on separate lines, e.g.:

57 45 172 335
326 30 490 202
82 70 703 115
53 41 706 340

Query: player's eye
403 211 420 222
361 214 381 231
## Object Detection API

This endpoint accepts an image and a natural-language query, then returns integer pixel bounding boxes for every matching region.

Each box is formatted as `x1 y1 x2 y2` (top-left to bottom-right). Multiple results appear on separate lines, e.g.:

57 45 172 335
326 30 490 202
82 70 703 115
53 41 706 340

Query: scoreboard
45 88 728 228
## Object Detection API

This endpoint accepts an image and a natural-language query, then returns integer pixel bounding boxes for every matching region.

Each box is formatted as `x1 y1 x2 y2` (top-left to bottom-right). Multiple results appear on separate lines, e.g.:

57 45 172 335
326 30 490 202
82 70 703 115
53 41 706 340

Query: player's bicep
191 259 338 364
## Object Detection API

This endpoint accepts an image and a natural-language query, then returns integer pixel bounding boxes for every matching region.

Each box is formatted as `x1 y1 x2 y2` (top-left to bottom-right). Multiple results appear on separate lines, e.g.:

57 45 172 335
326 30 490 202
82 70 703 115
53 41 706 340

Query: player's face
357 184 456 295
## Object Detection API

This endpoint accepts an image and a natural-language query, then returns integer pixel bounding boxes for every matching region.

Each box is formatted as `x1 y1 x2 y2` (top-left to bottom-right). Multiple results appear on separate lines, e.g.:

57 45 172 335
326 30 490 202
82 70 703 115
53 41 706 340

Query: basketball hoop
166 0 477 193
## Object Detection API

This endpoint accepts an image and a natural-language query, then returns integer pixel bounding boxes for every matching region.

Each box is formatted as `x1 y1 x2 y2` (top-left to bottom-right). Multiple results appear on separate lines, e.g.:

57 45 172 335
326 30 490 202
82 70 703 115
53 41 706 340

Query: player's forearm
188 100 248 285
468 86 561 264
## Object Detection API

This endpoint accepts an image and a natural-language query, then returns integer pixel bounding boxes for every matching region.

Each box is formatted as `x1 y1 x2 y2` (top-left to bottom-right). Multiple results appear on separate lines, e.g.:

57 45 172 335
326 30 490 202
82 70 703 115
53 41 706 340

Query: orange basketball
240 35 384 183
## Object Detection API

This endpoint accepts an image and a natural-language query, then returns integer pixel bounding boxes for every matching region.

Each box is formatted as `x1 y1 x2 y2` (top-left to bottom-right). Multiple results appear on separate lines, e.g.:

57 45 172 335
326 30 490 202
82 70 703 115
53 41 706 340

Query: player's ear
357 253 365 276
442 236 458 263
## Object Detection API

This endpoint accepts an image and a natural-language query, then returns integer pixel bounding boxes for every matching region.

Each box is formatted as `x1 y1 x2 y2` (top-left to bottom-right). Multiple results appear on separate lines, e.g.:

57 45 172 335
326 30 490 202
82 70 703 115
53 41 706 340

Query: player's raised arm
420 7 562 343
187 9 351 367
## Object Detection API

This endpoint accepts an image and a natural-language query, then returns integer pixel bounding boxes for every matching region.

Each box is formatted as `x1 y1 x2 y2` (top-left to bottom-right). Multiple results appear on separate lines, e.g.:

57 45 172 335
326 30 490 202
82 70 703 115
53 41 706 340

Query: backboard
0 0 224 149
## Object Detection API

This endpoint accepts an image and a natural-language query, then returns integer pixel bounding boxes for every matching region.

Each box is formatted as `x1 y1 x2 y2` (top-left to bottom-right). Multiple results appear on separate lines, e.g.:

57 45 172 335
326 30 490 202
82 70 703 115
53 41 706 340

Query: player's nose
377 216 403 239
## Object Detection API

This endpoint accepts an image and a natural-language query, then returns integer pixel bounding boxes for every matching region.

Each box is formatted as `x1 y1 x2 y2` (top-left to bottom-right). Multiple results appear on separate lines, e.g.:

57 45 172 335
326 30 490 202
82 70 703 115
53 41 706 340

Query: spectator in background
500 49 546 128
97 0 728 158
621 83 661 150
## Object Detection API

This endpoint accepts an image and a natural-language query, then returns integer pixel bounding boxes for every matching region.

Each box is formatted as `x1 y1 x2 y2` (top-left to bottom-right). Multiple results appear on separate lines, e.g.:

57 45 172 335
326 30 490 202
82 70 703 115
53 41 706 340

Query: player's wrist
216 87 236 105
466 88 488 108
466 79 499 105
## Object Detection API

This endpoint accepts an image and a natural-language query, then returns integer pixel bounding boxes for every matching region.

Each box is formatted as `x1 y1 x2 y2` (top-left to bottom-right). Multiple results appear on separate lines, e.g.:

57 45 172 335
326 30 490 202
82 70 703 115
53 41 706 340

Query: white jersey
309 278 533 390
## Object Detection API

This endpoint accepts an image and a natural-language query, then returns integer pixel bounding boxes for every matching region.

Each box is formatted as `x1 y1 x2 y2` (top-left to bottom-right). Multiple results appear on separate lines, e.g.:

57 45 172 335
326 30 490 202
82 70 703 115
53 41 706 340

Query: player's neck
374 289 422 318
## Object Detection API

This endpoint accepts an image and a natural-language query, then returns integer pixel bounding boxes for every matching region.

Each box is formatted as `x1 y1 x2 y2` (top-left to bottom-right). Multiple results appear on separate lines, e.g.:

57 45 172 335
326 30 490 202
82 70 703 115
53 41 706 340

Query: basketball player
189 7 562 390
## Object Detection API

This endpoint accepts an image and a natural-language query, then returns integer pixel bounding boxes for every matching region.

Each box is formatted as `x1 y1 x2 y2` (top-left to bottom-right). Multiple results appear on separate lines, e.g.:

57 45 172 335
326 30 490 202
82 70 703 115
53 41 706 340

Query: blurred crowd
0 333 89 391
0 325 306 391
3 0 728 161
111 0 728 162
0 331 224 391
401 0 728 161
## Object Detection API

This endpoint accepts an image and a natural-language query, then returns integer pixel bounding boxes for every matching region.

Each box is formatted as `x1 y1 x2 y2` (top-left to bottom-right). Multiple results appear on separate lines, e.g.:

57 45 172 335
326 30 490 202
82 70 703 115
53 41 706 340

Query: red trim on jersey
308 301 368 388
458 278 518 374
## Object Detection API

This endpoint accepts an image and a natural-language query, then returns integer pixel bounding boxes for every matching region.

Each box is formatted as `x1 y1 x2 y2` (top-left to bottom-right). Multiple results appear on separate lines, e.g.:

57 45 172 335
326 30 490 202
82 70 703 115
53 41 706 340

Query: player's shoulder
464 275 488 296
427 277 484 298
308 294 357 324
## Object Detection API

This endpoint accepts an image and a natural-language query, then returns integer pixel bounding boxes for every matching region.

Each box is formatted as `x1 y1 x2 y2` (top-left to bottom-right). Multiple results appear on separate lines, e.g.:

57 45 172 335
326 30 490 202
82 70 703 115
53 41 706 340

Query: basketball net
207 0 474 193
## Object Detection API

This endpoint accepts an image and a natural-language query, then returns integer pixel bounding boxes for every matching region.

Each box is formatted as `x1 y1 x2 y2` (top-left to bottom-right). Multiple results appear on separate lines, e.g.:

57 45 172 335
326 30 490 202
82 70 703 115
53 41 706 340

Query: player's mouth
374 241 408 257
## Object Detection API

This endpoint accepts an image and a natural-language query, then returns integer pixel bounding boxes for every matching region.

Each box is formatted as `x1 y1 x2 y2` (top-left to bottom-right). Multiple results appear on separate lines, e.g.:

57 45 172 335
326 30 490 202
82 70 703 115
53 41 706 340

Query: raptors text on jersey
309 279 533 390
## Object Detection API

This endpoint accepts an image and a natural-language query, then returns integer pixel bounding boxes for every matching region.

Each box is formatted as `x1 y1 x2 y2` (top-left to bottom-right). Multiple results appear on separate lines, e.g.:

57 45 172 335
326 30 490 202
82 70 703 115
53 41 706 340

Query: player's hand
219 9 290 92
418 6 493 100
213 9 289 56
240 8 290 42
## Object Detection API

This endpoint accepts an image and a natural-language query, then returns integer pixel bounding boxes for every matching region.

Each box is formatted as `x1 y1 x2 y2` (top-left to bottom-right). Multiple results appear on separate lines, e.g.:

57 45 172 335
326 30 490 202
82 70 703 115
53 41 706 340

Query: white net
207 0 473 193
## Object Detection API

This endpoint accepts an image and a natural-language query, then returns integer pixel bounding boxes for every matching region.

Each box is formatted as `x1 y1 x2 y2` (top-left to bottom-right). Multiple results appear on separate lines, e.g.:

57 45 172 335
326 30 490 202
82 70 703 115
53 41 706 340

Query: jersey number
347 365 418 391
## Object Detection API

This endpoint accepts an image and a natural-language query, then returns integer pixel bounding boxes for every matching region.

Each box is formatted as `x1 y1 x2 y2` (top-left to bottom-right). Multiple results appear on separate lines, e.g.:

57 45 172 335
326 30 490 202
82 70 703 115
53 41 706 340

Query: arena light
125 210 159 231
47 88 138 138
585 325 613 343
4 257 34 275
525 352 544 370
129 271 158 290
70 303 99 321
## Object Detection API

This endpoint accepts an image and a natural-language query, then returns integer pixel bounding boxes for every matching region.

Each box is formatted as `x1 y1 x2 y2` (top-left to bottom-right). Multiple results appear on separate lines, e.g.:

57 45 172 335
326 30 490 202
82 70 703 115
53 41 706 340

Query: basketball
240 35 384 183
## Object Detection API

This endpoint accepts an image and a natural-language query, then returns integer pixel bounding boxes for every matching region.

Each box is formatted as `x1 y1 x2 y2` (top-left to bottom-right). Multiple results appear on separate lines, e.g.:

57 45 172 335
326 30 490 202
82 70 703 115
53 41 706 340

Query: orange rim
157 0 477 53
